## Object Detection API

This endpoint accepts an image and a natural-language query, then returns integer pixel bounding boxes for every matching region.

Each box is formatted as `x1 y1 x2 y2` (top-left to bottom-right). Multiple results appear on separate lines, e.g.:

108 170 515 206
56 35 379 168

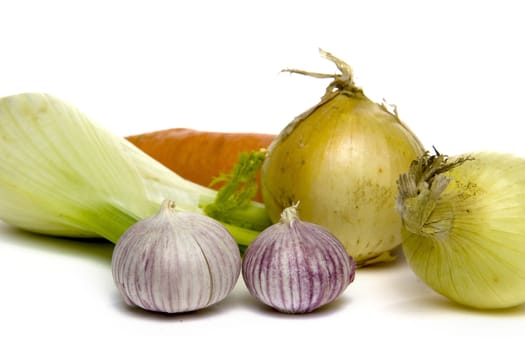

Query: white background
1 0 524 348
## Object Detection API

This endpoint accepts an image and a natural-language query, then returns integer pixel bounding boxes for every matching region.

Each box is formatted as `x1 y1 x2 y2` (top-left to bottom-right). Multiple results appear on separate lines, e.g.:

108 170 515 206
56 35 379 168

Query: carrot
126 128 275 202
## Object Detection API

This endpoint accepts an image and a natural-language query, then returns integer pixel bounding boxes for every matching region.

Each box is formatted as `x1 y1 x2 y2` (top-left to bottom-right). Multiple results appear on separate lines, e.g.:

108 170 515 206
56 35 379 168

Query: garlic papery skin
396 151 525 309
112 199 241 313
242 204 356 313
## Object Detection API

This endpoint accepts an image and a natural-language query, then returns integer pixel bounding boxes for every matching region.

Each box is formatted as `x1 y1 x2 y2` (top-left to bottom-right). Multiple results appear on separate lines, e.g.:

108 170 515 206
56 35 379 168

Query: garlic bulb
396 151 525 309
112 199 241 313
262 50 424 266
242 204 356 313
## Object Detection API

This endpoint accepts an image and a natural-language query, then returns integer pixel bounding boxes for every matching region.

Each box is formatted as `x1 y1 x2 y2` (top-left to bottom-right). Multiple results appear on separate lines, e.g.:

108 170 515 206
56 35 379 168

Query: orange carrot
126 128 275 202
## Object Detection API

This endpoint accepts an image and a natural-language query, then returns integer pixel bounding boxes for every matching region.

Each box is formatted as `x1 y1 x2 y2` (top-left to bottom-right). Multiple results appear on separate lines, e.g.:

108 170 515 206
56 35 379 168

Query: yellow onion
396 151 525 309
261 50 424 266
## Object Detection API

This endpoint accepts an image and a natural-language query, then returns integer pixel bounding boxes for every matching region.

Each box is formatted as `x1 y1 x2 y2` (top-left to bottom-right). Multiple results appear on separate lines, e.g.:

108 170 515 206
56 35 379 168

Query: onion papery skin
242 207 356 313
262 89 424 266
112 200 241 313
397 152 525 309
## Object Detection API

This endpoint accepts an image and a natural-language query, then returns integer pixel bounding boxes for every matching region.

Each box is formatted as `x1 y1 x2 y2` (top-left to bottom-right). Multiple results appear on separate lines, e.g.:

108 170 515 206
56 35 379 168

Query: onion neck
271 49 367 153
282 48 364 102
395 151 471 240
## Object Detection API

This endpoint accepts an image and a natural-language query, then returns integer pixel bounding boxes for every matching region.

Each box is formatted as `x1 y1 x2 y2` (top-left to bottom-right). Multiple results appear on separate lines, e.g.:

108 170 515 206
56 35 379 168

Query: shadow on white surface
110 290 248 322
3 220 525 324
384 251 525 317
387 292 525 316
110 274 354 321
0 222 114 264
233 289 354 318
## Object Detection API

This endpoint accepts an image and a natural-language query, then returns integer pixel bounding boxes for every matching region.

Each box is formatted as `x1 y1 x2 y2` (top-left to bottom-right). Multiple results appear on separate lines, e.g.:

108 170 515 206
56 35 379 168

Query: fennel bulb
0 93 269 247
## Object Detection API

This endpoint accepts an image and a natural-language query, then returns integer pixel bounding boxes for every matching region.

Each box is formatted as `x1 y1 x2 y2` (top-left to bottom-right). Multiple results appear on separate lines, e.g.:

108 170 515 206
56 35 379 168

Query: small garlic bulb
242 204 356 313
111 199 241 313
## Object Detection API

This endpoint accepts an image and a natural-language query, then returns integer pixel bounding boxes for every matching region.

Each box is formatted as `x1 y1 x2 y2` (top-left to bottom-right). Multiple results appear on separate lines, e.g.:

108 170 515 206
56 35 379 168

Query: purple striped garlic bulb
111 199 241 313
242 204 356 313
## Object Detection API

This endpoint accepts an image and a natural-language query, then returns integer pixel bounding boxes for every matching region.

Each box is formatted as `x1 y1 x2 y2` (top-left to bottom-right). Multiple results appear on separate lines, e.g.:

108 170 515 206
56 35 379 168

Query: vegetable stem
282 48 362 99
395 150 473 239
221 223 259 252
204 150 272 232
